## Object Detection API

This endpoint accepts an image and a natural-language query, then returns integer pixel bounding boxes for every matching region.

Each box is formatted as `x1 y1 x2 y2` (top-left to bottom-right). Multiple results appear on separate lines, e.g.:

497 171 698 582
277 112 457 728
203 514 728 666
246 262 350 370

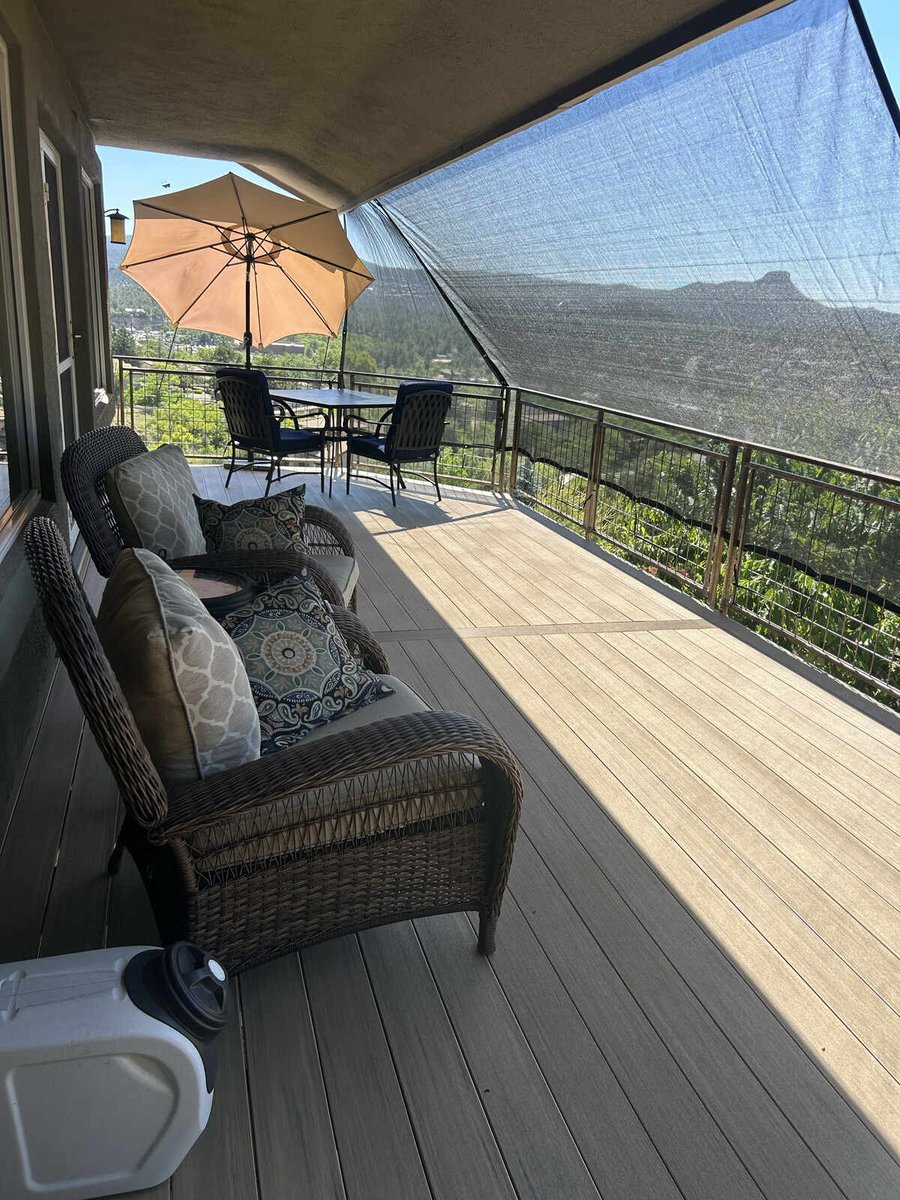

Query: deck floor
2 466 899 1200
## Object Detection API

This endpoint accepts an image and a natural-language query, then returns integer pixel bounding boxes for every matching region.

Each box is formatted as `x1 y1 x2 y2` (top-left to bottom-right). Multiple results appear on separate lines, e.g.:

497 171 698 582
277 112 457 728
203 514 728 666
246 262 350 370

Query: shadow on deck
2 466 898 1200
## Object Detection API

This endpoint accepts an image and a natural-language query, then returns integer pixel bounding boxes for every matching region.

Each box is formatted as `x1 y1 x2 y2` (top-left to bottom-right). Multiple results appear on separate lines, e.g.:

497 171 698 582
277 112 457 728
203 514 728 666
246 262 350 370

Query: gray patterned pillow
219 572 393 753
193 486 307 554
97 549 261 786
105 444 205 561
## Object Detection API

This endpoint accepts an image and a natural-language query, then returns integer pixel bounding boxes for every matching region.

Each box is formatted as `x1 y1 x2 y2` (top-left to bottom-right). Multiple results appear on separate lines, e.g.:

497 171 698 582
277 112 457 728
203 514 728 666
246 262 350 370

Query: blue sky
98 0 900 217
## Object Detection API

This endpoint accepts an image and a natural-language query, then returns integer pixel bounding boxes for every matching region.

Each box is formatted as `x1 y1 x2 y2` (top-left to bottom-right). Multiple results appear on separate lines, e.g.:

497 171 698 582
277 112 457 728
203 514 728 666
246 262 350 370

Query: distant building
268 341 306 355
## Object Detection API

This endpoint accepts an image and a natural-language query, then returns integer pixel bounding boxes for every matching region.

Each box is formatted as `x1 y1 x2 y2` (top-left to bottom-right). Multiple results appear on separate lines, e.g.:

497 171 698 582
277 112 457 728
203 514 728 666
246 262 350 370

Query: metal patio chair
345 380 453 505
216 367 327 496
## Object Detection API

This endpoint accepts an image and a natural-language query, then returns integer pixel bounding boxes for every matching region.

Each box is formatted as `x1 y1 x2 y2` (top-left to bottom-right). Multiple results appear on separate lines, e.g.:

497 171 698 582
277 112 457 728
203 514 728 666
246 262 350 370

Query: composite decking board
105 848 161 949
399 639 852 1200
0 669 85 962
301 935 433 1200
679 624 900 751
423 510 665 625
458 901 682 1200
372 617 709 641
676 624 900 763
170 1000 261 1200
638 628 900 816
239 955 347 1200
482 635 900 1086
554 631 900 969
413 913 605 1200
466 635 900 1151
610 631 900 882
39 730 118 958
357 922 519 1200
665 626 900 782
418 636 900 1198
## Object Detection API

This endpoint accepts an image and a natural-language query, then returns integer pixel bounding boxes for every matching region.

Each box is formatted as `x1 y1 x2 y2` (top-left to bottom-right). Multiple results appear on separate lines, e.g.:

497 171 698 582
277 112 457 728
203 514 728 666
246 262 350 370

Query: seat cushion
105 444 206 561
315 554 359 606
298 674 426 743
194 485 307 553
347 434 389 462
97 549 260 787
219 574 393 754
187 675 485 876
276 428 323 450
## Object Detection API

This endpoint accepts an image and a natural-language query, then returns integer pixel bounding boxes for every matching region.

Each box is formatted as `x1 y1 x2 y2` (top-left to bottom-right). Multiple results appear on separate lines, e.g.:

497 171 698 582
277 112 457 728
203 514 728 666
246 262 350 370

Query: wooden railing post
507 390 522 495
583 408 606 537
703 442 739 608
720 448 753 614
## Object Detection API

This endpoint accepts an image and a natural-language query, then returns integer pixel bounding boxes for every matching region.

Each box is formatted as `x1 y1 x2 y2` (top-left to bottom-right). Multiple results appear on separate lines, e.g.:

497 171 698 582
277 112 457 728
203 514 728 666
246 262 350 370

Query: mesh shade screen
372 0 900 477
343 203 494 384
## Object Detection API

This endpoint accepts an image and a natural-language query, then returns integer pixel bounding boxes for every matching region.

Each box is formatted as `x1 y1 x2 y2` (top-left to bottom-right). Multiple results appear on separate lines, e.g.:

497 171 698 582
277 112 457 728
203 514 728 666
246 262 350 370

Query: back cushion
105 444 205 560
97 549 260 786
193 484 307 553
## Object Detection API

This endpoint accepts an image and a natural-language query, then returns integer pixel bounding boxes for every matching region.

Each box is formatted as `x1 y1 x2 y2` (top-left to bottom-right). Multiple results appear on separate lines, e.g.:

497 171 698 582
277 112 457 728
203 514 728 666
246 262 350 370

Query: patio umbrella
121 172 373 367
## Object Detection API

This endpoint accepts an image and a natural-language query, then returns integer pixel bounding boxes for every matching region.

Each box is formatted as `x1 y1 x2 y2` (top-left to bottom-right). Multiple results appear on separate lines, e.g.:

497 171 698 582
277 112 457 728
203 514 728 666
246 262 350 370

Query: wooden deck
2 466 899 1200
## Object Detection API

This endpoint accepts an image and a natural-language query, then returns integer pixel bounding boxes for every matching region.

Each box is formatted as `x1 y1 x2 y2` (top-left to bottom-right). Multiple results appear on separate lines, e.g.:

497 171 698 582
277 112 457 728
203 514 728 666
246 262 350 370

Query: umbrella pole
243 242 253 370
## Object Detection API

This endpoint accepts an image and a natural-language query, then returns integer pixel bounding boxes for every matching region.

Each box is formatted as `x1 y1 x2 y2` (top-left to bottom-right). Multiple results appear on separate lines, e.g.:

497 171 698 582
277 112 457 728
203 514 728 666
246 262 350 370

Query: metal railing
114 356 507 488
112 355 899 706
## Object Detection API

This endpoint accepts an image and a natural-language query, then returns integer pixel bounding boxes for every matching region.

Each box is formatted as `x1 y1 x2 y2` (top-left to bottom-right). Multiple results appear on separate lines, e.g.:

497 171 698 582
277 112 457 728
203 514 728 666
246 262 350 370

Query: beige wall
0 0 111 818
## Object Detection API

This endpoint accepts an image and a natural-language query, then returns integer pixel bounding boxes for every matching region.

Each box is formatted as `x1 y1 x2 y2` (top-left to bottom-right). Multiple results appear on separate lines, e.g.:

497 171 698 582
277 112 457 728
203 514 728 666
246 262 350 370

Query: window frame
0 34 36 552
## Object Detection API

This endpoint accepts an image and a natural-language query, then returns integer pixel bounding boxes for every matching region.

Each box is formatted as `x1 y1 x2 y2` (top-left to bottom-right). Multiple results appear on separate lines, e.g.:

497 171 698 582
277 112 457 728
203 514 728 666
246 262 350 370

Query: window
80 171 107 395
0 37 30 521
41 135 78 450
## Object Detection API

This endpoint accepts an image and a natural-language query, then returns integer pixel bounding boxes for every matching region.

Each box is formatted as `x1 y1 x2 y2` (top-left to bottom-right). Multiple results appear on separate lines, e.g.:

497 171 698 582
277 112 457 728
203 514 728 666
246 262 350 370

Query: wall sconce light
105 208 128 244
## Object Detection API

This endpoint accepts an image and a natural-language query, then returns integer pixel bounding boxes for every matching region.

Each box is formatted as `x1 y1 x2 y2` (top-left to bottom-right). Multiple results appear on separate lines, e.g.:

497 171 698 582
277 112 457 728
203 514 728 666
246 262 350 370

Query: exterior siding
0 0 109 821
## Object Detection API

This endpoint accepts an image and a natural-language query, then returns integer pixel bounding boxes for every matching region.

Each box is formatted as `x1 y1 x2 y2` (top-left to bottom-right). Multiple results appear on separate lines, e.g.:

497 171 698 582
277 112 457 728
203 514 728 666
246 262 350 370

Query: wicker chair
61 425 360 609
345 381 453 505
216 367 326 495
24 517 522 973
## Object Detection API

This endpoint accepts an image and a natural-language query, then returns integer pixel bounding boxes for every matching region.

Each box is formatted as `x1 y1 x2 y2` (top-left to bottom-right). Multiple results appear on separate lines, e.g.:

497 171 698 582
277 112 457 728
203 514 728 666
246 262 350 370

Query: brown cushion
105 444 205 561
97 549 260 787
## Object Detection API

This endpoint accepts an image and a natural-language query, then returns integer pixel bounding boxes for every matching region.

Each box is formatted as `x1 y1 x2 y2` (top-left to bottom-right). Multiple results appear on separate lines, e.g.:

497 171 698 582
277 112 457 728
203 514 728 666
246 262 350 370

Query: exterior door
41 135 78 450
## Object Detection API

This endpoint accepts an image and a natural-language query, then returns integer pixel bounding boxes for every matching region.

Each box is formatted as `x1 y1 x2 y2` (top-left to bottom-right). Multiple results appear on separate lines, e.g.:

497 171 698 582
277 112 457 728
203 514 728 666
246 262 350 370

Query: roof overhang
35 0 787 208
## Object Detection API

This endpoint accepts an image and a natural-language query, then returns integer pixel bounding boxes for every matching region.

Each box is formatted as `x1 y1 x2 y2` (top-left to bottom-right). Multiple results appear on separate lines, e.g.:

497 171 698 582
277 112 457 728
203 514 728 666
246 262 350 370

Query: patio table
270 387 389 495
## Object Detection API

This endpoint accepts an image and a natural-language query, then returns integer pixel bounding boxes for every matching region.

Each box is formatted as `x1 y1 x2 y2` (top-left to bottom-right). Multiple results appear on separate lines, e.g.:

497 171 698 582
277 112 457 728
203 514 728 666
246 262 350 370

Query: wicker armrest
169 549 343 605
330 606 389 673
303 505 355 558
164 710 522 836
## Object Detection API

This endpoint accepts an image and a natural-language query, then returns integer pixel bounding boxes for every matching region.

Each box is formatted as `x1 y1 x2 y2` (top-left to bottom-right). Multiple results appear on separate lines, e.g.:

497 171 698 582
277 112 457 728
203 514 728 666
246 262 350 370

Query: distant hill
105 242 899 472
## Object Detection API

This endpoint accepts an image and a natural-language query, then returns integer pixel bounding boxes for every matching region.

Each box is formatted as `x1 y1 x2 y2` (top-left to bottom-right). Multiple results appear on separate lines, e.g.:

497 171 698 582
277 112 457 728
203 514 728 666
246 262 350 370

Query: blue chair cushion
275 427 324 452
347 434 389 463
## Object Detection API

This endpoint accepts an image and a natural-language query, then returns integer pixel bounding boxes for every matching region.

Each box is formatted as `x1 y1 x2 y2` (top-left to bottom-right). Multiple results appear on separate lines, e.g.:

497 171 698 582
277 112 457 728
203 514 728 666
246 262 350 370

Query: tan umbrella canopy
121 172 373 366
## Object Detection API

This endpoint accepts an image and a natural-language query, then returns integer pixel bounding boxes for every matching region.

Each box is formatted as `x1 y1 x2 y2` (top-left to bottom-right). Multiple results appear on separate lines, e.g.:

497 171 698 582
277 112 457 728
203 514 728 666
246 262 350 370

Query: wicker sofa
60 425 360 609
25 517 522 973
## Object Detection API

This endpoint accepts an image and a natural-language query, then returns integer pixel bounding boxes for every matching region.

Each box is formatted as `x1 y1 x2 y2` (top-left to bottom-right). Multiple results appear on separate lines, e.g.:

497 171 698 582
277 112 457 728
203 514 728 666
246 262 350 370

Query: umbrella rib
277 243 372 280
171 257 237 328
122 239 234 270
262 210 331 236
274 261 338 335
136 201 233 233
230 175 250 239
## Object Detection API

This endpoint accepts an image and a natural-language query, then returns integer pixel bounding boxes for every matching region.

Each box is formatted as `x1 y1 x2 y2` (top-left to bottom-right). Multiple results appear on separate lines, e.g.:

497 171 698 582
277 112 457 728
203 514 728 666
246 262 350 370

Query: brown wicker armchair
24 517 522 973
60 425 360 609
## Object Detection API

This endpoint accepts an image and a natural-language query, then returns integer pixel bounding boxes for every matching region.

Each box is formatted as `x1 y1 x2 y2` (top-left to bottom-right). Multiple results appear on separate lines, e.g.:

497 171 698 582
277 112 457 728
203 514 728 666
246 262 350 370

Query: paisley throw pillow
220 572 393 753
194 485 307 554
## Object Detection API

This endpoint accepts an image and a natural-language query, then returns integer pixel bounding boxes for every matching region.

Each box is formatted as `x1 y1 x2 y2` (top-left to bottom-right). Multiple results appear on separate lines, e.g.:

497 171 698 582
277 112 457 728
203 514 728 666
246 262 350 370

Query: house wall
0 0 110 822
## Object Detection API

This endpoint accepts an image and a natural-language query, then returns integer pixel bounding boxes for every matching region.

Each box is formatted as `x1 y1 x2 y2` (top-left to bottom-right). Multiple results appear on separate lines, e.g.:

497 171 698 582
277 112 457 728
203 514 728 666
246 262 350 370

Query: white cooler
0 942 230 1200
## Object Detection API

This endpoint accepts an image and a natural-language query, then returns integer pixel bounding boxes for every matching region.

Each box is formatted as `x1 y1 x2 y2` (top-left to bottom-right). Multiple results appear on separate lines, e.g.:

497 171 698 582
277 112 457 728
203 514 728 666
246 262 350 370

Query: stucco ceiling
36 0 779 208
